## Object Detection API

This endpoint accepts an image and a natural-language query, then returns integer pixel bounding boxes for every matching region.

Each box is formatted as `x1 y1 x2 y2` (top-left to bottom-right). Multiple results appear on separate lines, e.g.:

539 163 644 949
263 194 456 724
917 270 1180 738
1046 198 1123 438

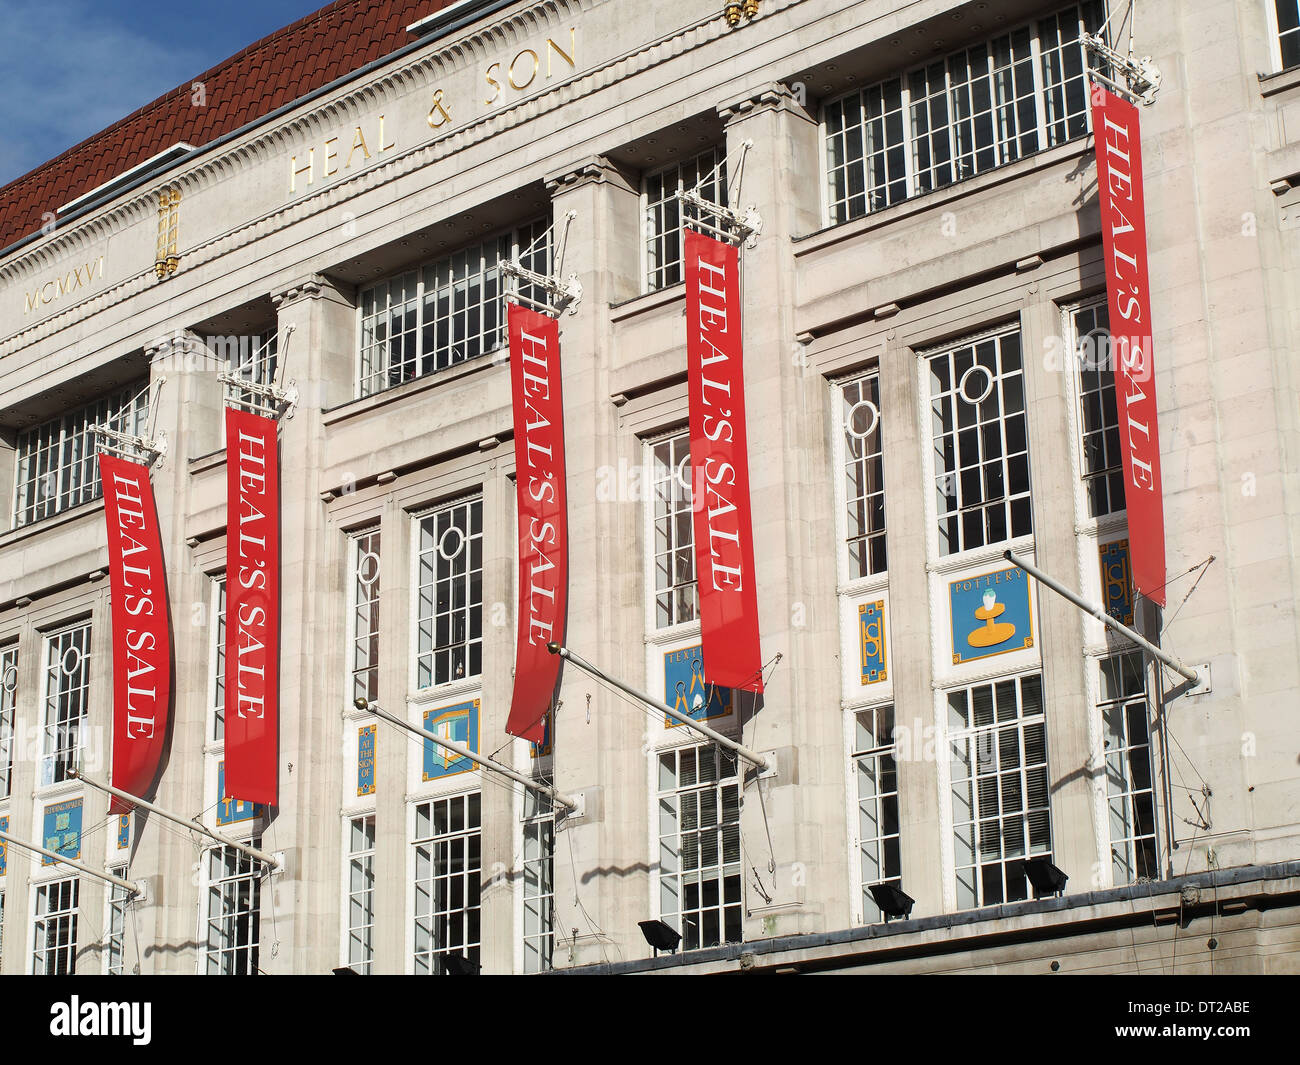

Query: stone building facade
0 0 1298 974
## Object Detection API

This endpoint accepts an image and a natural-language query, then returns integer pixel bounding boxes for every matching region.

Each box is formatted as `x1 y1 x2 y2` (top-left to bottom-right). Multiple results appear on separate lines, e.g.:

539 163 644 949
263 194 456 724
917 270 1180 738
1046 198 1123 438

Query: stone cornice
718 81 815 124
544 154 636 195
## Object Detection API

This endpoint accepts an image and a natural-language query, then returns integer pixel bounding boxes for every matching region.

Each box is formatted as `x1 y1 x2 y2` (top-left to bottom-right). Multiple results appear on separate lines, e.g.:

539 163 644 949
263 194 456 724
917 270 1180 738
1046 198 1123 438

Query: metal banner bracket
92 375 169 469
503 209 583 318
92 424 168 469
680 190 763 249
219 373 299 421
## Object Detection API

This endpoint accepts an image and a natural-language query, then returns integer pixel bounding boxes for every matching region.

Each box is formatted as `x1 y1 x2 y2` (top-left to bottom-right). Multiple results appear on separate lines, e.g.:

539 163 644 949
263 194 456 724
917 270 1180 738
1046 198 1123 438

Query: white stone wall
0 0 1297 974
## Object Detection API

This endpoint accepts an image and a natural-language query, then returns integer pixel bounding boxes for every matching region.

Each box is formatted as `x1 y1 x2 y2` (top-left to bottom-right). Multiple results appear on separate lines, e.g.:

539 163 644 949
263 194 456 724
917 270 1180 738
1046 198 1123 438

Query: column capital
271 273 348 312
544 154 636 197
717 81 815 125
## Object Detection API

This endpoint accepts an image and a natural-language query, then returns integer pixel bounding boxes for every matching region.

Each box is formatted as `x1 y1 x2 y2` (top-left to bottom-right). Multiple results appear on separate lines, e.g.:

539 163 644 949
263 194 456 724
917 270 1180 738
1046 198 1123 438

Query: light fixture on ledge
869 882 916 922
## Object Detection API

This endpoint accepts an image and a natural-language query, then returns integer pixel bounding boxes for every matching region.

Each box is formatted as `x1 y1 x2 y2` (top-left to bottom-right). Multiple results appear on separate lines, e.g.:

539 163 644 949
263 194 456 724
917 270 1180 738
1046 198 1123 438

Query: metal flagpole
0 828 143 898
355 699 580 813
1003 550 1200 685
70 769 281 868
545 644 773 772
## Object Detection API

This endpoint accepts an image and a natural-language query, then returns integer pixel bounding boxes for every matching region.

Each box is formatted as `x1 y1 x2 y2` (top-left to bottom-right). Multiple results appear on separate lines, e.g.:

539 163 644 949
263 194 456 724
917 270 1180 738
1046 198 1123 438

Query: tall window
644 146 727 292
412 792 481 975
650 431 698 629
358 220 549 397
415 498 483 689
32 877 79 974
204 841 262 975
853 707 901 923
350 529 381 705
210 577 226 742
42 622 92 786
0 643 16 798
106 864 129 975
824 2 1105 224
949 673 1051 908
1279 1 1300 70
1071 302 1125 519
929 328 1032 555
347 815 376 975
840 373 887 578
14 384 149 527
1098 653 1159 884
657 745 742 950
521 791 555 974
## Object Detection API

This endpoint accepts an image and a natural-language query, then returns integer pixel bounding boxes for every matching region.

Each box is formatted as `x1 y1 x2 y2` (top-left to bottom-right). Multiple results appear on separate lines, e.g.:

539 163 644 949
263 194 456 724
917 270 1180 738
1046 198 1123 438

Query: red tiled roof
0 0 453 253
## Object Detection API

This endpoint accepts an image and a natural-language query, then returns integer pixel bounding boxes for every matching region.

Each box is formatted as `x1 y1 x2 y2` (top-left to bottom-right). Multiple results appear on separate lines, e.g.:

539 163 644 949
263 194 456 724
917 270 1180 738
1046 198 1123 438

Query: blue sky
0 0 326 187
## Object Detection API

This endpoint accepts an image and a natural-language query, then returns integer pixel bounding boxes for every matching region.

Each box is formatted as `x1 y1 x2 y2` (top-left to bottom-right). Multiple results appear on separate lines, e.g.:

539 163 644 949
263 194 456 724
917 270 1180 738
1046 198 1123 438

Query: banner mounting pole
70 769 282 869
356 699 579 813
1004 550 1202 687
546 643 773 772
0 827 145 899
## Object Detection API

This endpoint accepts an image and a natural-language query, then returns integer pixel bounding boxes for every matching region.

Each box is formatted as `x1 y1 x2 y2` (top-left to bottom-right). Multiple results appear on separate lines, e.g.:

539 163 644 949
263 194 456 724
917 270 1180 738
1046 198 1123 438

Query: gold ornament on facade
742 0 760 18
724 2 744 27
154 187 182 280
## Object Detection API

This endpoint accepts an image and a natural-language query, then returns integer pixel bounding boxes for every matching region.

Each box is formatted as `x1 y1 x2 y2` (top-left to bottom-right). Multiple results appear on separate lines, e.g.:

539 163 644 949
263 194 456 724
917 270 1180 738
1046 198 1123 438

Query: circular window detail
357 551 381 588
958 364 995 405
845 399 880 441
61 645 83 678
437 526 466 562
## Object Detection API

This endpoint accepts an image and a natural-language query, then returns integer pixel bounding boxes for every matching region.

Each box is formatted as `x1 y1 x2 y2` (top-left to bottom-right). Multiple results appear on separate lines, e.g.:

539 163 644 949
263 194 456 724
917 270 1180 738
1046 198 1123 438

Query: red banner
99 454 171 814
505 303 568 743
224 408 280 804
1091 84 1167 606
684 228 764 693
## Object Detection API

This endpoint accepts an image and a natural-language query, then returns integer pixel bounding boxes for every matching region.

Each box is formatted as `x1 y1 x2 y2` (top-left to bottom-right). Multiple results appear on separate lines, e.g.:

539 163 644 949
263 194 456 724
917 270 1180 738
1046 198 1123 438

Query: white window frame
946 671 1053 910
31 875 79 975
199 836 263 975
207 575 226 745
347 527 383 709
518 789 556 974
13 383 149 529
0 643 16 799
409 789 482 975
651 740 744 952
820 1 1106 227
40 620 92 788
343 814 376 975
1093 650 1160 887
410 495 484 696
105 862 129 975
1063 299 1128 528
1269 0 1300 72
846 703 902 925
643 428 700 635
831 369 889 588
921 323 1034 561
356 219 549 398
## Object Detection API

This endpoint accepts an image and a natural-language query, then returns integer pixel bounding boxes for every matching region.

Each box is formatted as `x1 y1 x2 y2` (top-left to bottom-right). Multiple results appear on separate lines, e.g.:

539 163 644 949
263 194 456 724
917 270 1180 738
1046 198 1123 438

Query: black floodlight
331 966 358 976
441 953 480 975
639 919 683 955
1023 857 1069 898
869 882 916 922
